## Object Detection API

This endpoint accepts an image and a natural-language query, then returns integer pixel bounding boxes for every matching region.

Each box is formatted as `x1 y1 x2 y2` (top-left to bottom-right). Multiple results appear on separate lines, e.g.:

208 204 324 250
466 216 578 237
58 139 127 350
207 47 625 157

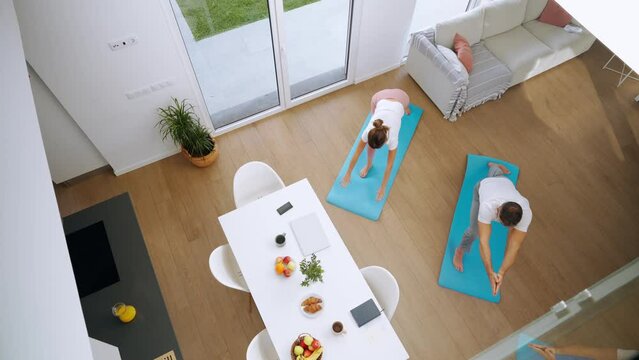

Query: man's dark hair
499 202 523 226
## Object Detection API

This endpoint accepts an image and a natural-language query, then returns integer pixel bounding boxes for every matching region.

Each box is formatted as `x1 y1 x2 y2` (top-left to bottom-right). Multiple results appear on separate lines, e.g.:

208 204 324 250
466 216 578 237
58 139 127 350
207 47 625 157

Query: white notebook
290 213 330 256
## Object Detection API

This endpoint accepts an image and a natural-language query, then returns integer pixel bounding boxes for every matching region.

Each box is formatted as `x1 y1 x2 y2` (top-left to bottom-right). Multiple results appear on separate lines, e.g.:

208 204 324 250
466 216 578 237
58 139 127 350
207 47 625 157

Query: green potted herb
156 98 217 167
300 254 324 287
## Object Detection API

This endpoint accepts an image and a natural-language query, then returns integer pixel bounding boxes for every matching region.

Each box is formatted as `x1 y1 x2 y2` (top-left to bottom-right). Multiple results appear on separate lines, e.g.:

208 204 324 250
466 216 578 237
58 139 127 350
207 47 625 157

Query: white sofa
406 0 596 121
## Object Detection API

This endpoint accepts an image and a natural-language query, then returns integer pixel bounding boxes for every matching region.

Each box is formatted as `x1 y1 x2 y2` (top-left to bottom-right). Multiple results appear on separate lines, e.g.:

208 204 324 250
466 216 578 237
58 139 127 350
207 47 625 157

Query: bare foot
341 174 350 187
488 162 511 175
359 165 372 178
453 247 465 272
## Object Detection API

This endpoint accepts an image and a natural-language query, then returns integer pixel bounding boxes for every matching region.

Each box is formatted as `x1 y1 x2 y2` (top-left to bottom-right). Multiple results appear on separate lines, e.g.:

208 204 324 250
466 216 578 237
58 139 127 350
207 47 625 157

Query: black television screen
65 221 120 298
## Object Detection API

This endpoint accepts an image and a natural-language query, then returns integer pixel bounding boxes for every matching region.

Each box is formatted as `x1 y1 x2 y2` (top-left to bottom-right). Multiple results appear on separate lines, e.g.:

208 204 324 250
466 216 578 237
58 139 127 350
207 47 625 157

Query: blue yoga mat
438 154 519 303
326 104 423 221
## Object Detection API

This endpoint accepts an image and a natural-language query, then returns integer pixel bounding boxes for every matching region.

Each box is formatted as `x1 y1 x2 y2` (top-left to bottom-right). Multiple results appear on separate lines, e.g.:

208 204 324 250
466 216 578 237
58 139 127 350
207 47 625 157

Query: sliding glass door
281 0 352 100
170 0 353 130
170 0 281 129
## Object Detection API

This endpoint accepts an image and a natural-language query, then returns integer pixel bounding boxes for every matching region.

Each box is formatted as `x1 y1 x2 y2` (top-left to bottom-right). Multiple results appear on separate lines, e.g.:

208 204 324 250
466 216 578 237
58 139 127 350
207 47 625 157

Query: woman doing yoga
341 89 410 201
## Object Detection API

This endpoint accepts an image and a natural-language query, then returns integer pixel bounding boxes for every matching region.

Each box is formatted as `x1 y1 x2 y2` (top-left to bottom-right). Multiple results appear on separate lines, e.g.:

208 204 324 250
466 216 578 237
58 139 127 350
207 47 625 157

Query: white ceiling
557 0 639 72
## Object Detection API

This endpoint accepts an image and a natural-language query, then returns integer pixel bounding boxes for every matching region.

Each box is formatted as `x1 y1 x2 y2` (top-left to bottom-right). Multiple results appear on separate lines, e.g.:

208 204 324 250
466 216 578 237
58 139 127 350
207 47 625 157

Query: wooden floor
55 41 639 360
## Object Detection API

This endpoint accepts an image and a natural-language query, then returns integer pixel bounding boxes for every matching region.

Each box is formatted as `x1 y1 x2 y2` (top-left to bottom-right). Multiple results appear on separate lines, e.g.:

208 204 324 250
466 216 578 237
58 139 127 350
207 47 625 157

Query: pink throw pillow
453 33 473 73
538 0 572 27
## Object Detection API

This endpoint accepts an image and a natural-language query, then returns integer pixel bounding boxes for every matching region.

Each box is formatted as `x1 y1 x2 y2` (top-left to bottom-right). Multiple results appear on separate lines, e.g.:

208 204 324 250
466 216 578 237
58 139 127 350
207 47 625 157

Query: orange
275 263 285 274
118 305 136 323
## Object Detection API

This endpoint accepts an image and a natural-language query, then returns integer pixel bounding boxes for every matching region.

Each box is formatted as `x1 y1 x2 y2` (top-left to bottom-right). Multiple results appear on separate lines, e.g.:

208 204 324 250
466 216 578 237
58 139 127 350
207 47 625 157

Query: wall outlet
108 35 138 51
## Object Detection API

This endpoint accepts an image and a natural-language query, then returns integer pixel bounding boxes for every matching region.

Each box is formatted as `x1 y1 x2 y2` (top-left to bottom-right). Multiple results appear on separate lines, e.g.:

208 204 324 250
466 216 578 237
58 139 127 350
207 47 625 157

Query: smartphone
277 202 293 215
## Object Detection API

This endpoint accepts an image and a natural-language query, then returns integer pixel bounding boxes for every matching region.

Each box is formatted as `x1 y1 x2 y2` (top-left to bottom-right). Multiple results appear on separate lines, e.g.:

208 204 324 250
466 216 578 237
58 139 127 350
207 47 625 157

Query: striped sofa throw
411 29 469 120
463 43 512 112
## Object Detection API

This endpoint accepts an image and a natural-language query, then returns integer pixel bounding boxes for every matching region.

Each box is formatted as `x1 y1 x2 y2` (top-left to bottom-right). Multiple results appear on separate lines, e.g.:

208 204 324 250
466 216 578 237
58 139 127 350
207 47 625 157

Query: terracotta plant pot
181 136 218 168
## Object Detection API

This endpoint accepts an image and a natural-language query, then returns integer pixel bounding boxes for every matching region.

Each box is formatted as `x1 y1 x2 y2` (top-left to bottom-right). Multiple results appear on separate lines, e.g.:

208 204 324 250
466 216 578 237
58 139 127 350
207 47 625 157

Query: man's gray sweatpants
459 164 505 252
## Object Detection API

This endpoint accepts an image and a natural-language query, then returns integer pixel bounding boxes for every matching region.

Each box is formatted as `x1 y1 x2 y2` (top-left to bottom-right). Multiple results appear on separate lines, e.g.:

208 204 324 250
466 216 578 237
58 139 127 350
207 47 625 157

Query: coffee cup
275 233 286 247
332 321 346 335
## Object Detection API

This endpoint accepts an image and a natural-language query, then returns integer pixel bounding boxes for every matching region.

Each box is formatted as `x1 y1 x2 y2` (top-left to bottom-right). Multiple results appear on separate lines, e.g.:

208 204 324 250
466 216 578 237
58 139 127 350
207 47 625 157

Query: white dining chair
209 244 253 312
209 244 249 292
233 161 285 208
246 329 278 360
360 266 400 320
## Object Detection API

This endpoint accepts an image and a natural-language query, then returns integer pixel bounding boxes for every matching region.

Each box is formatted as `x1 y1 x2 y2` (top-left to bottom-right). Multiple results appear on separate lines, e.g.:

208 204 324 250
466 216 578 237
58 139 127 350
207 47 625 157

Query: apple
283 256 292 264
293 345 303 356
287 261 296 271
283 269 291 277
304 349 312 357
300 341 308 349
303 335 313 346
311 339 320 349
275 257 283 264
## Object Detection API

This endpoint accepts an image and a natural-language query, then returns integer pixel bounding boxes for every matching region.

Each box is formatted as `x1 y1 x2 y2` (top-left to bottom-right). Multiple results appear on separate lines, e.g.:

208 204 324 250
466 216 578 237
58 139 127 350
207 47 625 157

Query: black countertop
63 193 182 360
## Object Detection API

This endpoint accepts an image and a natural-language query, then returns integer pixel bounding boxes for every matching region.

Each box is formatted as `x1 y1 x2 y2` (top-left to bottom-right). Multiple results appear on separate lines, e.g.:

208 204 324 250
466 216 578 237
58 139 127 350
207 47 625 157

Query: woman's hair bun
373 119 384 129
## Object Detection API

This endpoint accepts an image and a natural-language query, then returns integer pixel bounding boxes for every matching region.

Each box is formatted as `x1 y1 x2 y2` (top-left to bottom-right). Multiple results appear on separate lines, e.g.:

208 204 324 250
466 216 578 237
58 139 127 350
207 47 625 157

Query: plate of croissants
300 294 324 318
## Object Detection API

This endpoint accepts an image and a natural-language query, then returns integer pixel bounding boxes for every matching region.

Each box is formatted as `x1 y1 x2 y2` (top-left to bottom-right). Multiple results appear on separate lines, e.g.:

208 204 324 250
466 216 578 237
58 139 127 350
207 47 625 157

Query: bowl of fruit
291 334 323 360
275 256 296 278
300 294 323 317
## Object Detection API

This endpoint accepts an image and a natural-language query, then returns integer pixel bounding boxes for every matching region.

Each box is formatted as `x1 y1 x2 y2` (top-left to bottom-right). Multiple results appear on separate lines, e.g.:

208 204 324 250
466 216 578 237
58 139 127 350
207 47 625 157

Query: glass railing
472 258 639 360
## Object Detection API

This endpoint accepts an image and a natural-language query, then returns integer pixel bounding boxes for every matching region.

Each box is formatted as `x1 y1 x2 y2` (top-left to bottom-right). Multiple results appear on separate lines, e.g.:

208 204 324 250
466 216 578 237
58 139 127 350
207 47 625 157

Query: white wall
0 0 93 358
14 0 211 175
353 0 417 83
28 64 108 183
410 0 470 34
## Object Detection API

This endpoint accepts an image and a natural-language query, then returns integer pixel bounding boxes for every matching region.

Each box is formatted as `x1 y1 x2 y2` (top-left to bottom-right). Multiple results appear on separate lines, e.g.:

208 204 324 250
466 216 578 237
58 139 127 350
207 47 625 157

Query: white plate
299 293 324 318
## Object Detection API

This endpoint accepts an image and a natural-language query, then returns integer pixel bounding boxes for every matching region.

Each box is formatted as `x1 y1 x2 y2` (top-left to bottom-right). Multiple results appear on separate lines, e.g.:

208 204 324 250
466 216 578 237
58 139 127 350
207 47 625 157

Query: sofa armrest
406 33 468 121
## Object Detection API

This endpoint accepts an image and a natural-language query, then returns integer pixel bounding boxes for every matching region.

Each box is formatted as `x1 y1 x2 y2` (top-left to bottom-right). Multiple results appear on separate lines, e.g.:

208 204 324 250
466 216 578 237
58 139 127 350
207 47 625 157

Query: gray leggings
459 164 505 252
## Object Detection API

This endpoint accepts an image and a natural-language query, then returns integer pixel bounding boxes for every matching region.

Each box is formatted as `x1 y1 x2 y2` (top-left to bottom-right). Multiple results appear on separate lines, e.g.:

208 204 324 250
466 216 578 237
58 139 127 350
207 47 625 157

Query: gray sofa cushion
524 0 548 23
481 0 528 39
435 6 485 48
484 25 554 85
523 20 594 52
463 43 512 111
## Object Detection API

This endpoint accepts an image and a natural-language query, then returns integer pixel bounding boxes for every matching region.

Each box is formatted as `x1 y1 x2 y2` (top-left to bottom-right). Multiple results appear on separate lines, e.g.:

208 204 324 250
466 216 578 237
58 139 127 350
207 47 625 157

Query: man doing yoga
453 162 532 295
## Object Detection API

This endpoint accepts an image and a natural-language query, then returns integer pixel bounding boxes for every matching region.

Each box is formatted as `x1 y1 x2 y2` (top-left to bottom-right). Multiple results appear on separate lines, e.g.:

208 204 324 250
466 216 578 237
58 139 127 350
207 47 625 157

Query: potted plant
299 254 324 287
157 98 218 167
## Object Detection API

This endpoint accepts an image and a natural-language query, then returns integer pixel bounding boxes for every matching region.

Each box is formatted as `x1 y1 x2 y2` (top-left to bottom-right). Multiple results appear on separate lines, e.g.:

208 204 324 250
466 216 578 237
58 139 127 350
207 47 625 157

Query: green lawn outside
176 0 319 41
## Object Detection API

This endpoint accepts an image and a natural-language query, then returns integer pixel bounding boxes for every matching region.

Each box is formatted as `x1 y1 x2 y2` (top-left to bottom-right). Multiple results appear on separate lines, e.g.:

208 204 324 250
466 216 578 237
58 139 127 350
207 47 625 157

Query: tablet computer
350 299 382 327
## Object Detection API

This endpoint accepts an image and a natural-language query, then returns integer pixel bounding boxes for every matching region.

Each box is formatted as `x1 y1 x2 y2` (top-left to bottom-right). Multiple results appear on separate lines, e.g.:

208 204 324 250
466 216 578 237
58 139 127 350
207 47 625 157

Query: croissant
304 303 323 314
302 297 322 306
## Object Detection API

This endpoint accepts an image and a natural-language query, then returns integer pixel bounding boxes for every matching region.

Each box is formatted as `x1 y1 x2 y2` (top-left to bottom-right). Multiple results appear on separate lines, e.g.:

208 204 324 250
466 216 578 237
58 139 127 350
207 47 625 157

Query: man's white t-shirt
478 177 532 232
361 99 404 151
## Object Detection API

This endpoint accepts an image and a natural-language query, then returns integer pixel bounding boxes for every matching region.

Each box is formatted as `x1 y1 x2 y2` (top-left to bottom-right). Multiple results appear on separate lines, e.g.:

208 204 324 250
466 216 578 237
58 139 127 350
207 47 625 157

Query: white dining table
218 179 409 359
